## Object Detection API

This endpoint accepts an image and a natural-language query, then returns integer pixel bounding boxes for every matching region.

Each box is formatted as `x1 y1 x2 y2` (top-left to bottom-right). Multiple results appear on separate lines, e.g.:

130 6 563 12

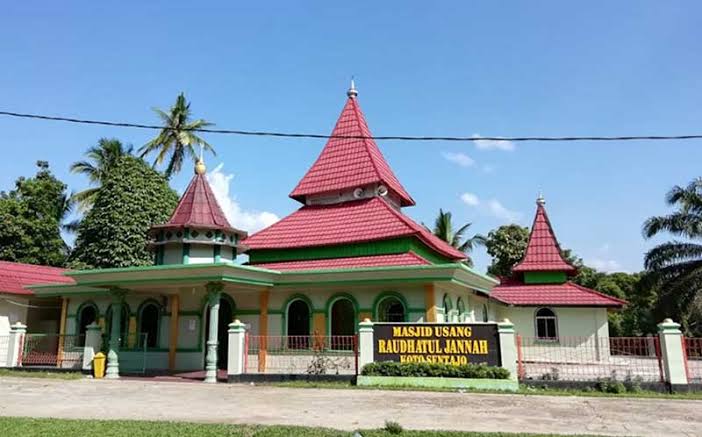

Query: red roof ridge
490 279 626 307
569 281 628 305
0 261 73 296
512 200 576 274
251 251 431 272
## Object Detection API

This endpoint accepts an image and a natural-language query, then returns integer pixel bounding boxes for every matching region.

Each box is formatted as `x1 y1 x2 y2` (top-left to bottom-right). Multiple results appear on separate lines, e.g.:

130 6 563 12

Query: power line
1 110 702 143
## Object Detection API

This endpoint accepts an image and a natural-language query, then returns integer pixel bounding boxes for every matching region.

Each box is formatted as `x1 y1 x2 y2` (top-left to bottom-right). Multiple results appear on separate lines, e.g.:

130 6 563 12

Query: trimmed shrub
361 361 510 379
384 420 403 434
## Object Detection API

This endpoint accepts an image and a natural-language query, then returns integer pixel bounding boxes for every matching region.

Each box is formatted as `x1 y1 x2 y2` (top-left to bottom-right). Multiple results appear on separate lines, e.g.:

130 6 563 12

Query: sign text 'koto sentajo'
373 323 501 366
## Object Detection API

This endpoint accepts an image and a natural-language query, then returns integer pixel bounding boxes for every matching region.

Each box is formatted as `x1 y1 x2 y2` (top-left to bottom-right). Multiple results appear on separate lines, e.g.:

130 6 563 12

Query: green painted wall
247 237 453 264
523 271 567 284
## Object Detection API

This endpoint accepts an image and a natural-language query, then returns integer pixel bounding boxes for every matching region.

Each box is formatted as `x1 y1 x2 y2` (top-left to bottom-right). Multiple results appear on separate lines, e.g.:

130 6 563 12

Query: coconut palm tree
70 138 133 210
643 177 702 334
139 93 215 178
428 209 486 267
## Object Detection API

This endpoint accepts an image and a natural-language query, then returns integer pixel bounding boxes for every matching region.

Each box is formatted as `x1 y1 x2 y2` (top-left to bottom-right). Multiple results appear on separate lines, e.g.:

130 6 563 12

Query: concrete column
204 282 223 383
7 322 27 367
105 289 126 379
358 319 374 373
82 323 102 371
657 318 688 386
498 319 518 381
227 320 246 377
168 294 180 371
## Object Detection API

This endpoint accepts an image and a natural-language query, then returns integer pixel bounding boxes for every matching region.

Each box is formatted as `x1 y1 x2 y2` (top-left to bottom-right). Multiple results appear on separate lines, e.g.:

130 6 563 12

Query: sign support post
358 319 374 373
497 319 518 381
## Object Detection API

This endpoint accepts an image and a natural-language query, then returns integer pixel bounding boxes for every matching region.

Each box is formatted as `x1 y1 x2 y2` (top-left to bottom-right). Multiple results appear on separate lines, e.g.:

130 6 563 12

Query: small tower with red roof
150 158 247 265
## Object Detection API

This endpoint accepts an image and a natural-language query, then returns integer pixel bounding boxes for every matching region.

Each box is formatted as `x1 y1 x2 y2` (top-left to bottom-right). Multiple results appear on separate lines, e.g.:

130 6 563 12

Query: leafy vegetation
0 161 73 266
139 93 215 178
484 224 530 277
427 209 485 267
0 369 83 380
70 138 133 210
68 156 178 269
361 362 510 379
642 178 702 336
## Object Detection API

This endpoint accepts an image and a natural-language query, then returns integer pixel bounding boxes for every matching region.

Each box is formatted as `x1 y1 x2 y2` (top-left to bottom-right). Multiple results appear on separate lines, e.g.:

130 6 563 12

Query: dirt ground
0 377 700 436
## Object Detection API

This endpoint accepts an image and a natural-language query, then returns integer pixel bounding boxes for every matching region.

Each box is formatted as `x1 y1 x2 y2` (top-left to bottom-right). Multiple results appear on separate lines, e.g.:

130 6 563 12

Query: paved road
0 377 700 436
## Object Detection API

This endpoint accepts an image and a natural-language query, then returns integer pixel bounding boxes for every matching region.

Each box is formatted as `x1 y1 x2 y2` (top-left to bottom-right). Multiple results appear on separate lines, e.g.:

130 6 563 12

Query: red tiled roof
512 201 576 274
153 172 245 236
252 252 430 271
491 277 626 307
0 261 74 296
243 197 466 260
289 95 415 206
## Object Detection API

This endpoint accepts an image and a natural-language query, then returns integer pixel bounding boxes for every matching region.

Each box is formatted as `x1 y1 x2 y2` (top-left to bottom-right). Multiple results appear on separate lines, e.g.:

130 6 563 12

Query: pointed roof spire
152 158 244 236
289 86 415 206
512 196 576 274
347 77 358 98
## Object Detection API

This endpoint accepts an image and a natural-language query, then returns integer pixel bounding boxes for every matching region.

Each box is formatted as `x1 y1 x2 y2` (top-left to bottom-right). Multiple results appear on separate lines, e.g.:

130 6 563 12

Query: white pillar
498 319 518 381
82 322 102 371
7 322 27 367
358 319 374 373
657 318 688 386
204 282 223 384
227 320 246 377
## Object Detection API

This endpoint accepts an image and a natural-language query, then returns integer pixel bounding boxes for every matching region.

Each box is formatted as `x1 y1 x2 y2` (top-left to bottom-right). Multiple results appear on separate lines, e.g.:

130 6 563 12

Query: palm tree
139 93 215 178
643 178 702 334
428 209 486 267
70 138 133 210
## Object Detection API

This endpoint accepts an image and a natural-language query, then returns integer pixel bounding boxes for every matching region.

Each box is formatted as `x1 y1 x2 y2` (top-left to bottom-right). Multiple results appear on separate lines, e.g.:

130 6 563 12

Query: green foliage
140 93 215 178
485 224 530 277
595 379 627 394
383 420 404 435
69 156 178 269
0 161 71 266
361 361 510 379
426 209 485 267
70 138 133 210
642 177 702 336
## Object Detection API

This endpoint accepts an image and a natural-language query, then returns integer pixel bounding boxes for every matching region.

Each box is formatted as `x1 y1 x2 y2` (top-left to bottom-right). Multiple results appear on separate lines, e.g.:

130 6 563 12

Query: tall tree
139 93 215 178
427 209 485 266
0 161 71 266
70 138 133 210
69 156 179 269
643 177 702 335
485 224 530 277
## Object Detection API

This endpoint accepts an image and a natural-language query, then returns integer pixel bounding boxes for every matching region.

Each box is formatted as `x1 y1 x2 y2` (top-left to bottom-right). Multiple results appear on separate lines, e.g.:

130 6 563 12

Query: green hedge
361 361 510 379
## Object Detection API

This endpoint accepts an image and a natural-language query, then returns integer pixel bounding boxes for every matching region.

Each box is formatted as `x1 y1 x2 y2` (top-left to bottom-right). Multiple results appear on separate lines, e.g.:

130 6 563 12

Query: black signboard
373 323 501 367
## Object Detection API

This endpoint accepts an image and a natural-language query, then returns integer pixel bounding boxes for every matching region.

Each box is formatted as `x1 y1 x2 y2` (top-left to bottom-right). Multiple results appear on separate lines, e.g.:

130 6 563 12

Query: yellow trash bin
93 352 106 379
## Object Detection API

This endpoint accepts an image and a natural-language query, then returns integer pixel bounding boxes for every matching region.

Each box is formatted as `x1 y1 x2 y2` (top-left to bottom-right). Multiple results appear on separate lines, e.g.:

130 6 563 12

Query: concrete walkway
1 377 701 436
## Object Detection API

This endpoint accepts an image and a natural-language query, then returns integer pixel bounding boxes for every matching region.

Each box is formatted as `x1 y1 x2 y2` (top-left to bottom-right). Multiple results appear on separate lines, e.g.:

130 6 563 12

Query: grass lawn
0 369 83 380
0 417 608 437
270 380 702 400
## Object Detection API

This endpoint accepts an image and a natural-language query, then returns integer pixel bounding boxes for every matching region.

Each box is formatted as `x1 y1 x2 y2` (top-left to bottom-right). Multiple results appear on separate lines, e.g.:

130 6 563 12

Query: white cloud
460 192 480 206
472 134 515 151
442 151 474 167
460 193 522 223
207 163 280 233
588 258 624 273
486 199 522 223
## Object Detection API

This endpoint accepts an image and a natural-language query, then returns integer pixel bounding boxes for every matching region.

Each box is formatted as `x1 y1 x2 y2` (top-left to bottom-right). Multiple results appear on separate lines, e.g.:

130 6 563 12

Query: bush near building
361 362 510 379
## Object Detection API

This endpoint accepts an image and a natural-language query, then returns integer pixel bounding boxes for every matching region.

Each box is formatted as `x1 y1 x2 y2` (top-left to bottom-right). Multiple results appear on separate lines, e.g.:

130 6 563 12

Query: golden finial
195 145 207 175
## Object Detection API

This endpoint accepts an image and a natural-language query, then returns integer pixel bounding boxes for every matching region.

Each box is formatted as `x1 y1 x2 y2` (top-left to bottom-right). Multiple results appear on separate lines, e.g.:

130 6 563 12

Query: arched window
377 296 406 322
535 308 558 340
105 304 129 347
287 299 311 349
482 304 489 323
442 294 453 323
330 297 355 350
456 298 466 322
137 301 161 348
76 303 98 346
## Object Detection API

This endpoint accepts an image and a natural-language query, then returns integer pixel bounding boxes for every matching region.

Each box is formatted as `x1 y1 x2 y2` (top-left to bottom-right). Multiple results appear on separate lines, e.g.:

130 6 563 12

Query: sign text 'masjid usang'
373 323 501 367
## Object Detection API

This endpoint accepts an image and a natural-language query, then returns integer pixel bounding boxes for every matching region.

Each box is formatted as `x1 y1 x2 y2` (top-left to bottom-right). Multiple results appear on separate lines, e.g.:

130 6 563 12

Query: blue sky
1 1 701 273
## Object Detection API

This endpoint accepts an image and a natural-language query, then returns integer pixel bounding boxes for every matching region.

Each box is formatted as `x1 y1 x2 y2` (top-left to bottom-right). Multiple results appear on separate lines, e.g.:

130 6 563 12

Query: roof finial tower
195 144 206 175
536 191 545 206
347 77 358 98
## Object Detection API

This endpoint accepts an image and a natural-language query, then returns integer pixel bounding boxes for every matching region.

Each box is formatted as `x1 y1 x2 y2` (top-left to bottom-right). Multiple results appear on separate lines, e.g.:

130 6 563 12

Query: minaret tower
150 157 247 265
